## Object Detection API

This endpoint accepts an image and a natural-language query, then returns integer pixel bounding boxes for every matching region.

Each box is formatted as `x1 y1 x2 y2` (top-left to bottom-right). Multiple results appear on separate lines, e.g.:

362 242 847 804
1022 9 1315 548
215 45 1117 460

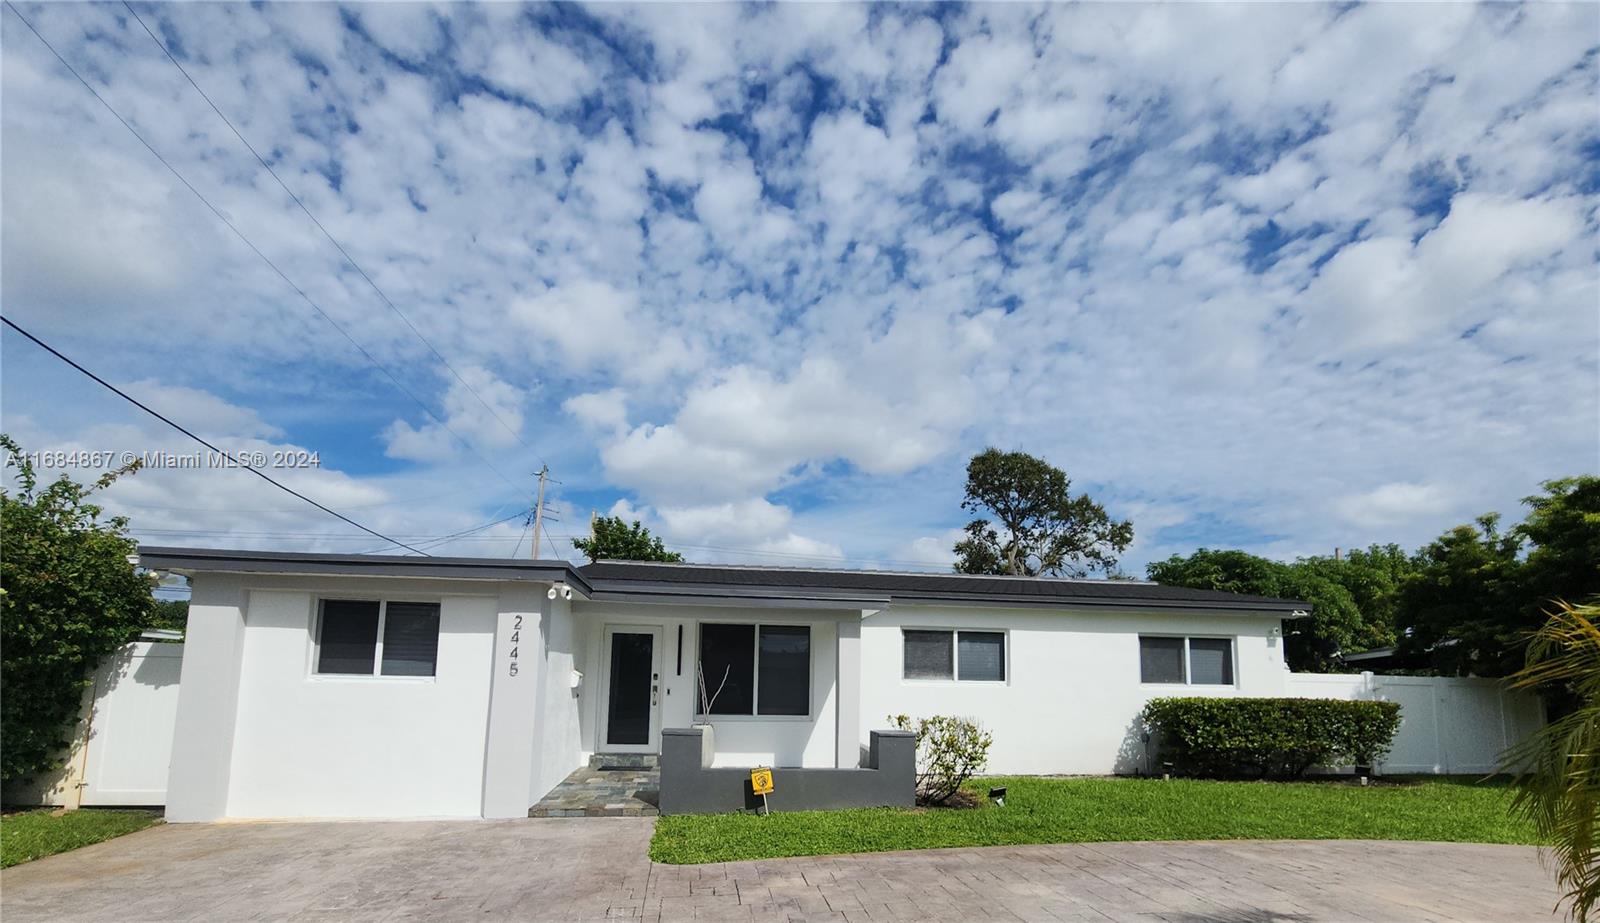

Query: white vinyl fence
1286 671 1546 774
14 641 184 807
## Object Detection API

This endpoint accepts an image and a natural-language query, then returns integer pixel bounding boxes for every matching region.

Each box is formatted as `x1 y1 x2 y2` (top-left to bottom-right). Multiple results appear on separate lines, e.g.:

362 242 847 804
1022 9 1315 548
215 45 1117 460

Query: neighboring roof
1340 646 1397 663
577 561 1308 614
136 546 1308 615
137 546 578 586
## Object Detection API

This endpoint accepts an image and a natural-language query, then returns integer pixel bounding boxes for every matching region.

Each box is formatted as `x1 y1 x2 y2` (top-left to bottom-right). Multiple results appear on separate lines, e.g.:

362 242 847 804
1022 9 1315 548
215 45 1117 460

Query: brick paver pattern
0 817 1561 922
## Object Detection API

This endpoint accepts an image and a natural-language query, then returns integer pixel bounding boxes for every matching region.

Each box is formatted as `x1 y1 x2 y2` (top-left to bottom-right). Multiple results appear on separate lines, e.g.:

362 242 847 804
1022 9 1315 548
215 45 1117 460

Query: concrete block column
165 574 248 822
480 585 548 819
836 618 862 768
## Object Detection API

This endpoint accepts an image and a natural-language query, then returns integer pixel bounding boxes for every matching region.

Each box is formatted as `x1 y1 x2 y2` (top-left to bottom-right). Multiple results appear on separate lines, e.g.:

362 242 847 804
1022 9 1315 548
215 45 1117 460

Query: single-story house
138 547 1308 822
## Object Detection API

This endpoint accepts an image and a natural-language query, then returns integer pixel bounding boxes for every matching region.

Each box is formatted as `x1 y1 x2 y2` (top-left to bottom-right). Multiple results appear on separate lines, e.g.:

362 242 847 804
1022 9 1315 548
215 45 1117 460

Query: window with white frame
697 623 810 716
315 599 441 677
1138 636 1234 685
902 629 1006 682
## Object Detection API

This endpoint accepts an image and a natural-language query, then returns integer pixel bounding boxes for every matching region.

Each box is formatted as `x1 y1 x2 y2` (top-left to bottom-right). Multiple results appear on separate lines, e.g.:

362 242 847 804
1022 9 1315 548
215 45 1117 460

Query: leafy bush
889 714 993 805
1 436 155 785
1141 697 1402 779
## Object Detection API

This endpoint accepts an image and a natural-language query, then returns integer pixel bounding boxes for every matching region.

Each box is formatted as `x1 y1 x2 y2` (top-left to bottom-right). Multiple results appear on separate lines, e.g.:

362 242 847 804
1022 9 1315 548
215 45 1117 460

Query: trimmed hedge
1141 697 1402 779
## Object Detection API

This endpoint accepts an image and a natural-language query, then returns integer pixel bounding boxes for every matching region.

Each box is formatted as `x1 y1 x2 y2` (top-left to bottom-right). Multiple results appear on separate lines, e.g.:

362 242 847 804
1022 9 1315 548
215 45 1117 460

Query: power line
109 482 494 515
129 528 525 540
1 315 431 557
352 510 528 555
3 1 523 495
509 518 532 560
119 0 529 454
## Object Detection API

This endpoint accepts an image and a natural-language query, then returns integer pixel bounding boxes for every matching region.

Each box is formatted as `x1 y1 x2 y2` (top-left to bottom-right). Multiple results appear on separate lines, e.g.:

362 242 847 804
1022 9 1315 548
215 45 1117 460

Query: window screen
1139 636 1186 684
699 623 755 714
1188 638 1234 685
757 626 810 715
381 602 441 676
317 600 380 674
957 632 1006 681
903 629 954 680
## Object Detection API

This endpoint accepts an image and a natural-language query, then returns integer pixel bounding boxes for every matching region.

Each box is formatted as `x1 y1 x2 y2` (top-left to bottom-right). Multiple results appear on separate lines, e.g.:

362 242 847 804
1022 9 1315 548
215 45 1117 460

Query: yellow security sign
750 767 774 795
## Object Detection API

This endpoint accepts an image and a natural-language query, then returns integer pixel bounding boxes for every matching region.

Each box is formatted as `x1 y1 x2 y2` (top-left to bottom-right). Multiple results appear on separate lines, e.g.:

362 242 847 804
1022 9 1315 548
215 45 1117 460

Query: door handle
652 683 659 705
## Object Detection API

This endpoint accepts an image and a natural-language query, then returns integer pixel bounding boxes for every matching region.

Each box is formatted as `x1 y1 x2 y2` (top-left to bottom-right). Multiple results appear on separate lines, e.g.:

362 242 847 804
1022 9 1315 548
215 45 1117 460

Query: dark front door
606 631 655 747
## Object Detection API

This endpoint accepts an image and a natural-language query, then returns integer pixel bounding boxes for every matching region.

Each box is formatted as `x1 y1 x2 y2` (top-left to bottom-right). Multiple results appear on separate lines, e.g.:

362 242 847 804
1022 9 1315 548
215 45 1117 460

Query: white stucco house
138 547 1308 822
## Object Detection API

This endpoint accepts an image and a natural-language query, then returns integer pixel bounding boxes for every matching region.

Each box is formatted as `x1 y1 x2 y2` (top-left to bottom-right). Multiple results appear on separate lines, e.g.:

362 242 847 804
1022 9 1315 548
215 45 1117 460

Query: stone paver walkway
0 818 1560 922
530 760 660 817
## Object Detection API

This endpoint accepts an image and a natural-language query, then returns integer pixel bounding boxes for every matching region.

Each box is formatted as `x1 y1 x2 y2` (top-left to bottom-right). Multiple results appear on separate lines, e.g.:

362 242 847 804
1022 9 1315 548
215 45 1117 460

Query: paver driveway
0 817 1558 922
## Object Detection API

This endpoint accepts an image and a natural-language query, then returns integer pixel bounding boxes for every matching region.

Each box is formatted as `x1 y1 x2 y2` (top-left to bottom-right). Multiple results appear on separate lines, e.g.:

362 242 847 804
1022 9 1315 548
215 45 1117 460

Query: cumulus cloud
384 366 526 463
2 2 1594 571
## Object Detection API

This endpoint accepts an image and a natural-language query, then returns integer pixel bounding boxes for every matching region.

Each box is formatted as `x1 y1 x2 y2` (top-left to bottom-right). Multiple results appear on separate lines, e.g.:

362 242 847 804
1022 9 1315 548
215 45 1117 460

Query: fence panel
79 641 184 805
1285 671 1545 775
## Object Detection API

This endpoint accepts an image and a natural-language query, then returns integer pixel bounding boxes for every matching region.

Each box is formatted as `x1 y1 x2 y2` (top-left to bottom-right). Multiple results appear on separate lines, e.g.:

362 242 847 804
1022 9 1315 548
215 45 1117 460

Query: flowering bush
889 714 993 805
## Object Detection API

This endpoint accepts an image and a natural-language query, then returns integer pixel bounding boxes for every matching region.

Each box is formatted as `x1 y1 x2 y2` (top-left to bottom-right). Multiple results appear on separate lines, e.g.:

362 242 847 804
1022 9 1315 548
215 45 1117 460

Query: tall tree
1399 476 1600 677
1517 476 1600 612
1396 514 1525 676
572 516 684 563
1145 549 1364 672
1299 543 1413 652
952 449 1132 577
1 435 155 784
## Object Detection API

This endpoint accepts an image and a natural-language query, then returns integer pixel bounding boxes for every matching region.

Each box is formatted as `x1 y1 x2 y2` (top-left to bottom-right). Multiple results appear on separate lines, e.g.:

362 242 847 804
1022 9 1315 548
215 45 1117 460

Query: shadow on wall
1113 714 1153 775
130 643 181 688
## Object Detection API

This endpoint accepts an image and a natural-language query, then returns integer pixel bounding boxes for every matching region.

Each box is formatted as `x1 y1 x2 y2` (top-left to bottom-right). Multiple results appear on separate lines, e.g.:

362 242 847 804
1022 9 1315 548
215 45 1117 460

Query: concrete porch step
587 753 659 770
529 803 656 818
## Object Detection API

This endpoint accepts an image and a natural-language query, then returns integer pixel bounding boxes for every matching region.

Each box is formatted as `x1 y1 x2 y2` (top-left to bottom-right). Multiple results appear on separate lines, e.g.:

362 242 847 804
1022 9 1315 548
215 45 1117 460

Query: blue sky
2 2 1596 572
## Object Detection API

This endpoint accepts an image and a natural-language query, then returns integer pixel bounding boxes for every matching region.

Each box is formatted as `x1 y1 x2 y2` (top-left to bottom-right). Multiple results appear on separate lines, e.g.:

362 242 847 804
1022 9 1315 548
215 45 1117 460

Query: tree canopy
1398 477 1600 677
952 448 1132 577
1144 548 1374 672
572 515 685 563
1149 476 1598 677
1 435 156 784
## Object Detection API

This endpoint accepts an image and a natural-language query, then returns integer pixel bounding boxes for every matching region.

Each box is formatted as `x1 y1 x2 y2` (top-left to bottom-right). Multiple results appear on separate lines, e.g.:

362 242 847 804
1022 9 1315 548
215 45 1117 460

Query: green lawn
649 776 1538 864
1 809 160 868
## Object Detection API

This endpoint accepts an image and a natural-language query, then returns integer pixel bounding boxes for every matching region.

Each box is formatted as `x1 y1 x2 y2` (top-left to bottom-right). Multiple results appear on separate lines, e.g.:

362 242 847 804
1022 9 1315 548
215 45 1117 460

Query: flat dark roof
137 546 578 586
578 561 1307 613
137 547 1308 614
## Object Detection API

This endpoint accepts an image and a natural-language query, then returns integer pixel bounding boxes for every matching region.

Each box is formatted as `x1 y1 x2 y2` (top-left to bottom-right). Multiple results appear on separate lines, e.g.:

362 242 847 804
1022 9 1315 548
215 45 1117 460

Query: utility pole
531 465 549 561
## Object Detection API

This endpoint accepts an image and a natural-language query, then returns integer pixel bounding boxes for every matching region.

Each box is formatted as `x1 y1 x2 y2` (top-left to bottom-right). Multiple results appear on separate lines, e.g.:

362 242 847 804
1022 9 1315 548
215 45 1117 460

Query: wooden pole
531 465 548 560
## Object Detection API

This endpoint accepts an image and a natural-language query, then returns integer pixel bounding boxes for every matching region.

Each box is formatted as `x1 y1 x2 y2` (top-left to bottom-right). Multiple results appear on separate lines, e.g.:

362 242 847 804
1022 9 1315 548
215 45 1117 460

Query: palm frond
1503 599 1600 922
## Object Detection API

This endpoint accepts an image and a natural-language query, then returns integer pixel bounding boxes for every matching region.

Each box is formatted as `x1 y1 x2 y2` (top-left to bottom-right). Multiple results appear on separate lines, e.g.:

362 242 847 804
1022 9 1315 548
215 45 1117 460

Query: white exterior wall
859 604 1289 775
165 574 248 822
225 582 497 819
573 602 845 768
529 596 586 804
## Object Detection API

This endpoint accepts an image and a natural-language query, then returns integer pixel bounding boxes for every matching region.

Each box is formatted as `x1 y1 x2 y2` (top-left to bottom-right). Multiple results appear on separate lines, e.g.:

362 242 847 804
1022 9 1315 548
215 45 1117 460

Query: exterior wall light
546 583 574 601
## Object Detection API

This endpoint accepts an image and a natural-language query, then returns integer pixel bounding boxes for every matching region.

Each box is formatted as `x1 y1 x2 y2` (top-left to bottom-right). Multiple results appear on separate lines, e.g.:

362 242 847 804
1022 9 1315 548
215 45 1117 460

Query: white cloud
384 366 526 463
1336 483 1456 530
563 389 629 432
1 1 1593 573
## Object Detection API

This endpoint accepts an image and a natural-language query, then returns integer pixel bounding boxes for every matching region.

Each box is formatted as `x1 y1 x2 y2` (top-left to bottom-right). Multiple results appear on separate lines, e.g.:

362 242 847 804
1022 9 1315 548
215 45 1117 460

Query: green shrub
1 437 155 785
889 714 993 805
1141 697 1402 779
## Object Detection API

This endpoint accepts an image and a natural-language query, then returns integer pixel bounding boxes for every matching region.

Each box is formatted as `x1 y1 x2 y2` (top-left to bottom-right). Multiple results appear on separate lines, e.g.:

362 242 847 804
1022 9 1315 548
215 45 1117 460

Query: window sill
695 714 814 723
308 674 438 684
1139 682 1239 689
900 678 1009 686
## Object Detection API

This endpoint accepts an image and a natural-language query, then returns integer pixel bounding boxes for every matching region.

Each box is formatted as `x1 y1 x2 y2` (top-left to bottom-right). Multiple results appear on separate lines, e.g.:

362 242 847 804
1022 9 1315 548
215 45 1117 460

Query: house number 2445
508 615 521 677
